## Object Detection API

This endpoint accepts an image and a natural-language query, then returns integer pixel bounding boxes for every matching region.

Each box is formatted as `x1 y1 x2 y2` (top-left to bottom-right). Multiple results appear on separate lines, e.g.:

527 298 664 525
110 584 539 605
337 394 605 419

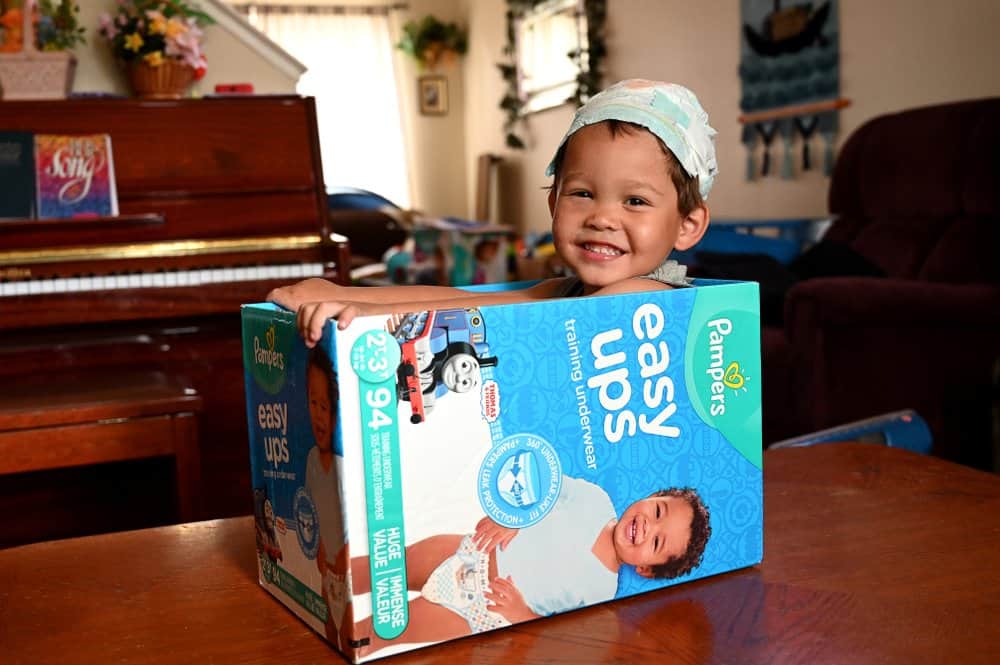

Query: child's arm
281 279 565 347
268 278 495 313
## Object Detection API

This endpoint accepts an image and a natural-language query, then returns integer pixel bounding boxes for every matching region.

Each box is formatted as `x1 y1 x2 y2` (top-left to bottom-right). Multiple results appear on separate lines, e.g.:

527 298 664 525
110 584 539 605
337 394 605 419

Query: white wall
464 0 1000 235
391 0 468 218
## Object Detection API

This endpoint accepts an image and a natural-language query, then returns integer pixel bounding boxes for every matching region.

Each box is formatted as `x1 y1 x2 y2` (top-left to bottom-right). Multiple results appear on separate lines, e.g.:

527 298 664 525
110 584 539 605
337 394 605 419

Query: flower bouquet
36 0 85 51
98 0 213 98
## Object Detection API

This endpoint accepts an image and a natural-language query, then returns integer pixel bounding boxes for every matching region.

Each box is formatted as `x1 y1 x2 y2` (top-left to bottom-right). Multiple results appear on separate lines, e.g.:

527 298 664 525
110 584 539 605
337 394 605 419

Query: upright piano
0 96 349 545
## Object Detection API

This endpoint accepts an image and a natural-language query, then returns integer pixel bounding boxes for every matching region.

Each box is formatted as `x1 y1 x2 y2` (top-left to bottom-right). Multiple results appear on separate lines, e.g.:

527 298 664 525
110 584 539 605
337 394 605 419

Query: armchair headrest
829 98 1000 220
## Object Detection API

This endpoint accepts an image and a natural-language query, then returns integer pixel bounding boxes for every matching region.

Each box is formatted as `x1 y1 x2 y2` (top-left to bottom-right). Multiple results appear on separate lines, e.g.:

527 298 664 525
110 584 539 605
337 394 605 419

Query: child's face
549 123 703 293
308 363 333 452
613 494 694 577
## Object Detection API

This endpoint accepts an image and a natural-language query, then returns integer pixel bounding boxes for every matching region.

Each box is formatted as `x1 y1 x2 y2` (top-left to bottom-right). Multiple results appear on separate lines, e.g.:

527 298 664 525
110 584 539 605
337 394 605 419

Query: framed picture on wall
418 75 448 115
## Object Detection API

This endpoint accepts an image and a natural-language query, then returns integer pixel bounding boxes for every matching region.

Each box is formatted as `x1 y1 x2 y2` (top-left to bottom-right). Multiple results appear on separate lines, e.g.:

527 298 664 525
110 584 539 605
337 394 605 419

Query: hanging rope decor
738 0 849 181
756 121 778 177
741 124 758 181
794 114 819 170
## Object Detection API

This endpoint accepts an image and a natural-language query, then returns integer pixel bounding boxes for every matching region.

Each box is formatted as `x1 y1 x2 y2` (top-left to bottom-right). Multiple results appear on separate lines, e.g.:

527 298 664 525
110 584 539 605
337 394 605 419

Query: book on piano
34 134 119 219
0 131 36 220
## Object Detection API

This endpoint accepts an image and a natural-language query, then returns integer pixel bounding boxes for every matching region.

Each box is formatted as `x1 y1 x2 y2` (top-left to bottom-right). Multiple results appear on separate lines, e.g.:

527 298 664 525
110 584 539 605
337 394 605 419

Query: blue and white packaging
242 281 763 662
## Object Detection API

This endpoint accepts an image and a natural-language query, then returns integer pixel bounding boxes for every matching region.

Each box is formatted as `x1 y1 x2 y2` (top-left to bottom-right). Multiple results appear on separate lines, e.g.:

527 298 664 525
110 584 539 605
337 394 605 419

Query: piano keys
0 262 324 297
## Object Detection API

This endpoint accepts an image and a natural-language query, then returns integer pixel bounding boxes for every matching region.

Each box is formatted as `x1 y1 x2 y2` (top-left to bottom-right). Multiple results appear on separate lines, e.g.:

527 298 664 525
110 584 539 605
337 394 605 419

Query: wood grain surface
2 443 997 664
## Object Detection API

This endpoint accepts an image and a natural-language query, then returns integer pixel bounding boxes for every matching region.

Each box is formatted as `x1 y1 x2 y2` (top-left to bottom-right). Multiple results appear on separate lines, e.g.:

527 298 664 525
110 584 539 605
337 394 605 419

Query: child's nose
584 204 620 230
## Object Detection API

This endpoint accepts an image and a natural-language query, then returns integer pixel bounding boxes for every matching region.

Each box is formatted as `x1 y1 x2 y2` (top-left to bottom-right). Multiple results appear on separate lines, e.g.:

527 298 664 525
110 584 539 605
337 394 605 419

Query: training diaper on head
545 79 719 199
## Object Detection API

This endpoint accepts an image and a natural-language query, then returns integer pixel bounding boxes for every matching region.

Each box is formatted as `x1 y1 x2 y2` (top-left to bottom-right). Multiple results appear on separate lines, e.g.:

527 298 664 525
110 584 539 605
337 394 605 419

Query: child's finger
491 576 513 595
299 302 333 348
473 531 494 551
483 588 504 607
301 304 322 347
336 304 359 330
322 304 347 337
296 303 315 344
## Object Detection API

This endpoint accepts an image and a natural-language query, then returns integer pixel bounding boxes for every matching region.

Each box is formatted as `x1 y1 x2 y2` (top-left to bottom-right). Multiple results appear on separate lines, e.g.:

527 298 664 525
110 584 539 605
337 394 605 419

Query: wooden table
2 444 998 664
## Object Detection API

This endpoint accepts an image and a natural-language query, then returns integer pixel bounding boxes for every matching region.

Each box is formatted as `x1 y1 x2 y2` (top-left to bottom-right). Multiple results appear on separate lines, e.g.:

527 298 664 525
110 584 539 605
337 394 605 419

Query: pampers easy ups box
242 282 763 662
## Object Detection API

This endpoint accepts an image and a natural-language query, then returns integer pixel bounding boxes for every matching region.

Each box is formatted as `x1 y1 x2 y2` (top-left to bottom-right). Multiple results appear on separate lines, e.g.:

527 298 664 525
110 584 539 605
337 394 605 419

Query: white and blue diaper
421 535 509 633
546 79 718 199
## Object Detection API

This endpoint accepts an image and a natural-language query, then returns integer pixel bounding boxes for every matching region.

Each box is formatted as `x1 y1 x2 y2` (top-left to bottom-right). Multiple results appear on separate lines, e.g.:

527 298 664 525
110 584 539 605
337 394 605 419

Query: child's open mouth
580 242 624 258
628 516 644 544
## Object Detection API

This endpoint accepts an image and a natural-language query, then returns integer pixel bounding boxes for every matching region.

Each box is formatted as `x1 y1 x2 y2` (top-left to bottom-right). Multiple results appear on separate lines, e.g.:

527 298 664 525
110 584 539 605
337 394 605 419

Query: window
514 0 589 114
239 4 411 207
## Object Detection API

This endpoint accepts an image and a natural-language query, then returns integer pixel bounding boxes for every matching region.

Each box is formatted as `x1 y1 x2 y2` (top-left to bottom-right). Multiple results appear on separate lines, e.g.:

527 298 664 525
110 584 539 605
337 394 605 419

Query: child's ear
673 204 710 251
547 187 557 216
635 565 655 579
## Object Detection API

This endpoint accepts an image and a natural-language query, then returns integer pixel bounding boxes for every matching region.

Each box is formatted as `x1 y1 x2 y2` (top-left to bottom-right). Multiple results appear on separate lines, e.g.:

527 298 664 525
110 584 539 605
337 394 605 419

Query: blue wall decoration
739 0 845 180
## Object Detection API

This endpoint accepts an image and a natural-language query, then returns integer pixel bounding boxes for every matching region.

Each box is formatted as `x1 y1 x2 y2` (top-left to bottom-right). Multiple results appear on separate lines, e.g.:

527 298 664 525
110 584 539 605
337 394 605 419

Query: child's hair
308 346 336 382
647 487 711 579
547 119 705 216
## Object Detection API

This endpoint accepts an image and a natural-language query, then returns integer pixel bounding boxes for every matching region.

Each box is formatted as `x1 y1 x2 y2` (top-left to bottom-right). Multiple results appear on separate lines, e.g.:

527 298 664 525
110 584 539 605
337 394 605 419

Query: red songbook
35 134 119 219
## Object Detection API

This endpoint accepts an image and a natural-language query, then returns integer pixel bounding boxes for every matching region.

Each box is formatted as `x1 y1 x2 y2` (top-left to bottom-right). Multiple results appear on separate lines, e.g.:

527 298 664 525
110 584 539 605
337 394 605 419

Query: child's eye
654 536 660 550
626 197 648 206
656 504 661 518
569 190 592 198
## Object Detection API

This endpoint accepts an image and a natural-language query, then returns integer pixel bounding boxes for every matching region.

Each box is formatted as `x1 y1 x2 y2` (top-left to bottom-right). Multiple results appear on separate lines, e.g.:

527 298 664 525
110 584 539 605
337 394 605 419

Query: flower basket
0 49 75 99
127 58 194 99
0 3 76 100
98 1 211 99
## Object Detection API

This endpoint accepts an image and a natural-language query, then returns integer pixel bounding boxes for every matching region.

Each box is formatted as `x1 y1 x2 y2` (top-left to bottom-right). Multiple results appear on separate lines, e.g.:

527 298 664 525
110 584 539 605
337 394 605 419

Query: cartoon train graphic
392 307 498 424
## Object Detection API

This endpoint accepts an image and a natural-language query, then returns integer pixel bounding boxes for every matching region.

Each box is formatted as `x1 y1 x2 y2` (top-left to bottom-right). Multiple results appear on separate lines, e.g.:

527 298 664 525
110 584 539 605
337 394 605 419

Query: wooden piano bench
0 370 204 523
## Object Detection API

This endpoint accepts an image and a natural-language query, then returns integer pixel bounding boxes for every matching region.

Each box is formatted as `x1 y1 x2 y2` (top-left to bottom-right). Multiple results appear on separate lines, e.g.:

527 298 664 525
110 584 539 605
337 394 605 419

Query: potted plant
0 0 85 100
396 14 467 70
97 0 214 99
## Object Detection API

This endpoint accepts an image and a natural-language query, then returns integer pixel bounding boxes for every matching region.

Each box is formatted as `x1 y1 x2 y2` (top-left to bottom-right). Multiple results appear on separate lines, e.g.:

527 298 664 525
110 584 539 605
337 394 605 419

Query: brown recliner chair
761 98 1000 470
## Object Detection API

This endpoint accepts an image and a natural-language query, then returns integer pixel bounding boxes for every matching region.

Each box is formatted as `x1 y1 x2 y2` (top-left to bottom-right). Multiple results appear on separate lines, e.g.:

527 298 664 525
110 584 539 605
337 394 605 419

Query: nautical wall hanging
739 0 849 180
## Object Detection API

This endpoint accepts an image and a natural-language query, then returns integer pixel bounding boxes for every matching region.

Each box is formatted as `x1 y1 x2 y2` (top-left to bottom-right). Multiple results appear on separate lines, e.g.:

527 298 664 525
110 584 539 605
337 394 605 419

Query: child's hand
485 576 538 623
297 300 375 346
267 278 341 313
473 516 519 551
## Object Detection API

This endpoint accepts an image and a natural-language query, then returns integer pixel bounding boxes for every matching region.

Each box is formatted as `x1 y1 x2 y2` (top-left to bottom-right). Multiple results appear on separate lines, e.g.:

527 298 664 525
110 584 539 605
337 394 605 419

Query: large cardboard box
242 282 763 662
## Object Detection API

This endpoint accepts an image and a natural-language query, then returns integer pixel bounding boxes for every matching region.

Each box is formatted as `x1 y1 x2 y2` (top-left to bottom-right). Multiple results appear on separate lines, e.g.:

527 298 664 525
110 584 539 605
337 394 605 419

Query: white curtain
242 5 411 207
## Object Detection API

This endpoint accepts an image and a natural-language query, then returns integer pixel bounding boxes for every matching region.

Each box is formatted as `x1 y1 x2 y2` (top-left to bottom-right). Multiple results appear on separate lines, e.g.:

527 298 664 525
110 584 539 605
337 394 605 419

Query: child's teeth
585 243 621 256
